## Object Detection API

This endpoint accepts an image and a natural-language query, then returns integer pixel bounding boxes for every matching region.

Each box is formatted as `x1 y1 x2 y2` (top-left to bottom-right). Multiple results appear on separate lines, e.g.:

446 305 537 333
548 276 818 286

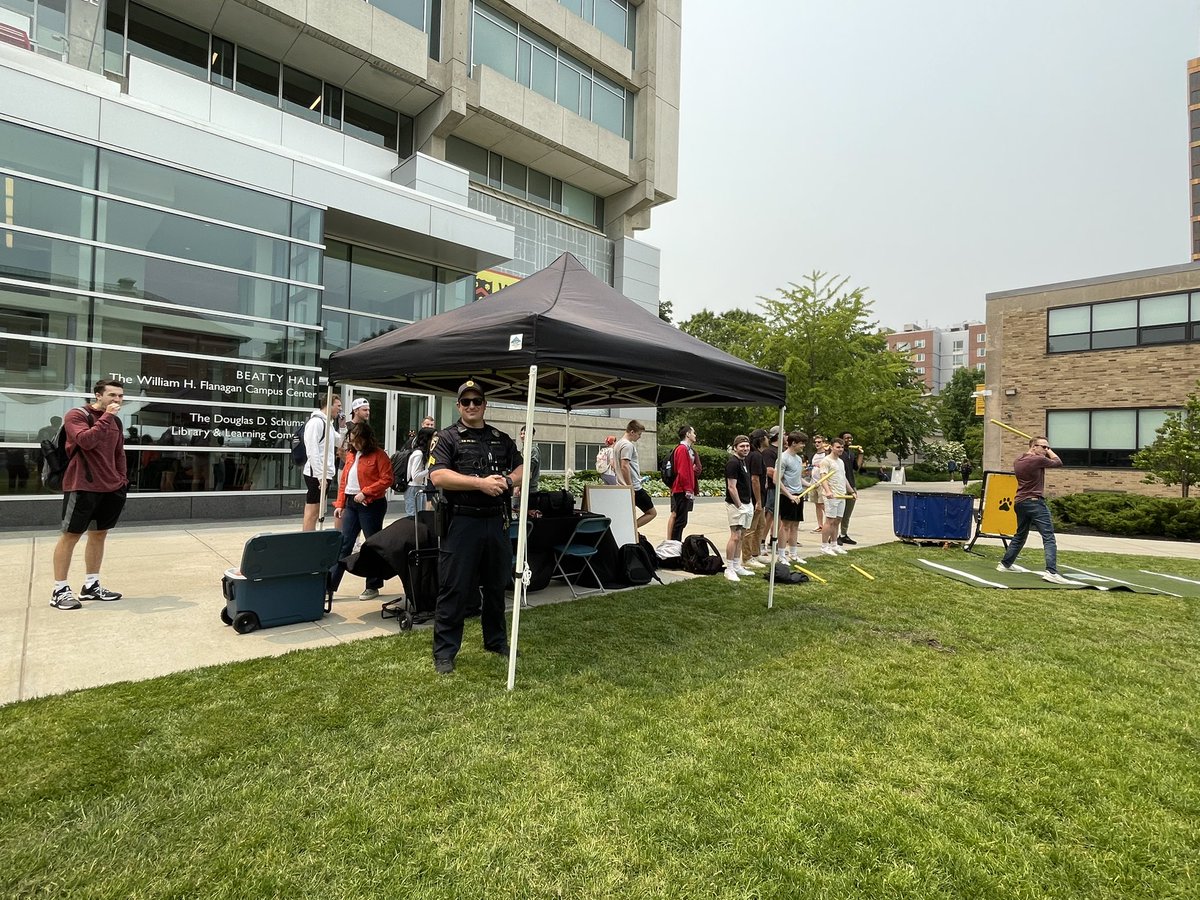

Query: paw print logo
997 496 1013 511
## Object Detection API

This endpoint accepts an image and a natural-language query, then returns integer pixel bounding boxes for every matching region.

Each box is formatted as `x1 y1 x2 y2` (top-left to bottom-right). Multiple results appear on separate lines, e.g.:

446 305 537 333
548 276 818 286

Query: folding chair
552 515 610 599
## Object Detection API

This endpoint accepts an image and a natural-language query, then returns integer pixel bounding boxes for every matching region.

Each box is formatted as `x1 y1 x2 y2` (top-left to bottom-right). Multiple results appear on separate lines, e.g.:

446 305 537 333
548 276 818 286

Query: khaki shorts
726 502 753 529
823 497 846 519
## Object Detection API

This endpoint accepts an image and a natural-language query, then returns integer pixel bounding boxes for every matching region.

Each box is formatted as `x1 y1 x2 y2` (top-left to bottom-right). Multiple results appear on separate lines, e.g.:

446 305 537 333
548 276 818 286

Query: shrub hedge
1049 492 1200 541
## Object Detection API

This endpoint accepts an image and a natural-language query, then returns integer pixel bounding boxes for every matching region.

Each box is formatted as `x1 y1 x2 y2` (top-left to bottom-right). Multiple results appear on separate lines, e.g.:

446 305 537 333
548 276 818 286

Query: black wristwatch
503 475 514 491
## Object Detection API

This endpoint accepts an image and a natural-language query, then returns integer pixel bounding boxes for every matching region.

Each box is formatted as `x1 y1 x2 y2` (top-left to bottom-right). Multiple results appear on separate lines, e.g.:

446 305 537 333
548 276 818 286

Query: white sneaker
996 563 1030 574
791 557 807 565
756 554 773 563
1042 571 1078 586
359 588 380 601
734 566 754 577
724 568 740 583
746 559 766 569
820 545 838 556
832 545 848 555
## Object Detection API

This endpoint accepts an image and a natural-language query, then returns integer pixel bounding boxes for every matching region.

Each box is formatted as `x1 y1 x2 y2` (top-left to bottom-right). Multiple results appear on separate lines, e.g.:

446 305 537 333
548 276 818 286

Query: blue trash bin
892 491 973 542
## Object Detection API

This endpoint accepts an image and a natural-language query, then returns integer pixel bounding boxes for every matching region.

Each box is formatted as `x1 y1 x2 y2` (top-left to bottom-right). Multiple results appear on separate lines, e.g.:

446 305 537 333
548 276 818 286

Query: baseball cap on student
350 398 369 412
768 425 781 439
457 380 485 401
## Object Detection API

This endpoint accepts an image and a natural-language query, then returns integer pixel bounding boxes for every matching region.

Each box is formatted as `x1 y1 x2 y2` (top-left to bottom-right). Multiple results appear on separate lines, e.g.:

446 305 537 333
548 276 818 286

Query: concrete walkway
3 481 1194 705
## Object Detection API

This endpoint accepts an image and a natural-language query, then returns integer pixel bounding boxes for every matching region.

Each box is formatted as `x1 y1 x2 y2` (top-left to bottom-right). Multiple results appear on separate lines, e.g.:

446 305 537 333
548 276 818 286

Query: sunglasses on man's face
459 396 485 407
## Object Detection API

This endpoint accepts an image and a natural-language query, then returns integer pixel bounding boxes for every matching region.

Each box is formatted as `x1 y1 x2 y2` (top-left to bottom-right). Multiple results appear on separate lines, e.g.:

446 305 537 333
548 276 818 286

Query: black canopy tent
328 252 785 408
328 252 787 688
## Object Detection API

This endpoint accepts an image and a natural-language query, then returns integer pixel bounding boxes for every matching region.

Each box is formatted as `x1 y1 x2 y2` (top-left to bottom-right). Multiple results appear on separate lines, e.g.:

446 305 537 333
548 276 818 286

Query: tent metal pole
507 365 538 691
317 384 336 532
767 405 786 609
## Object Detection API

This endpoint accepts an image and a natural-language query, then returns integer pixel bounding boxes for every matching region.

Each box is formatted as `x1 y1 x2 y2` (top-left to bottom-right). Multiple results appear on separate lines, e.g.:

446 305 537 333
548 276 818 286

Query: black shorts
303 474 332 504
633 488 655 513
780 495 803 522
61 489 126 534
670 492 693 516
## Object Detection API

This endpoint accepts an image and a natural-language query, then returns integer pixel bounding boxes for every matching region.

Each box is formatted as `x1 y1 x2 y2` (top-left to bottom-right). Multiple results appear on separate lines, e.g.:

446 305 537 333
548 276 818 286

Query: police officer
428 380 523 675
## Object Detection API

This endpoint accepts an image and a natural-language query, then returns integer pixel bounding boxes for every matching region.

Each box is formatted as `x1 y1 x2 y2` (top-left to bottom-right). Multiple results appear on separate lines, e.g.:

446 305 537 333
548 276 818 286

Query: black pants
433 513 511 660
669 492 692 541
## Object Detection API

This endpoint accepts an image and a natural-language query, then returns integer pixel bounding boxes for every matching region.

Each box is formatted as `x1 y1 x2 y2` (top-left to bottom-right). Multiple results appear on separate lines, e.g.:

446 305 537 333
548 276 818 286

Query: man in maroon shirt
51 379 128 610
998 435 1075 585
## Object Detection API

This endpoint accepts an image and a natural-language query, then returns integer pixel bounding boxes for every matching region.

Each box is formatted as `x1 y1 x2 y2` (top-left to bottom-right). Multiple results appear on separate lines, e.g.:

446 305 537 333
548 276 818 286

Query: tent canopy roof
328 253 785 408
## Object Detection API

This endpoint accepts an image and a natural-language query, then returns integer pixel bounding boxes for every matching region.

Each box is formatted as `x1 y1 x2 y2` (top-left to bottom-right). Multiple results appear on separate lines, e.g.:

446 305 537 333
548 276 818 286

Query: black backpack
660 451 677 487
681 535 725 575
619 537 664 586
765 561 809 584
391 448 416 493
40 409 94 492
289 421 308 467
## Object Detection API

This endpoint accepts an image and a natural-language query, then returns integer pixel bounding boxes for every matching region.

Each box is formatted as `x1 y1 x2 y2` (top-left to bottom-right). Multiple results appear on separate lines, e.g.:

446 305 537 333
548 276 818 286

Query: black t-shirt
843 447 858 490
762 446 778 487
746 449 766 502
725 456 751 505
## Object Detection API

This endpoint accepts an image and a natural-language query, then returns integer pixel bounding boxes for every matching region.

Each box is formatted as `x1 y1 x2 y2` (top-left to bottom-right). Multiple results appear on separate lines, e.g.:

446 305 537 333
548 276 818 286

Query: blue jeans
329 497 387 591
1001 498 1057 574
404 484 424 517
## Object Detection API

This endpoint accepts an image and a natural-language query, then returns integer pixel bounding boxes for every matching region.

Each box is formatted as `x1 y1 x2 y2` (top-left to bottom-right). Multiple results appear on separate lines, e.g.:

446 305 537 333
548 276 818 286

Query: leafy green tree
674 273 933 460
754 272 932 460
658 299 673 323
937 366 985 443
1132 381 1200 498
673 309 773 447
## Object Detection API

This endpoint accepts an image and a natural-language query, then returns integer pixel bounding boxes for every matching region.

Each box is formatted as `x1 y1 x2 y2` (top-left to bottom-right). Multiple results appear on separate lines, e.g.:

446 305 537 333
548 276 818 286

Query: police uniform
428 407 521 665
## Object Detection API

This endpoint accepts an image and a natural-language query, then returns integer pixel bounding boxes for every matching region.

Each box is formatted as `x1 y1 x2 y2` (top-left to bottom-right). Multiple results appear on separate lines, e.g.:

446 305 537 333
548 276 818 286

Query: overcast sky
643 0 1200 331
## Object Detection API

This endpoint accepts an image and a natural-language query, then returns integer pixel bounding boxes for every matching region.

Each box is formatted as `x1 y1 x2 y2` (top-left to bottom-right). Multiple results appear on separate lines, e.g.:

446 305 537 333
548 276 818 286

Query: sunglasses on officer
459 395 485 407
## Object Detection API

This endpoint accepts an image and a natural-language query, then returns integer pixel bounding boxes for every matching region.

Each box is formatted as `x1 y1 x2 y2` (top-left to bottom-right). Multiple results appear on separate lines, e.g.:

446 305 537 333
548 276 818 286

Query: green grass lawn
3 544 1199 899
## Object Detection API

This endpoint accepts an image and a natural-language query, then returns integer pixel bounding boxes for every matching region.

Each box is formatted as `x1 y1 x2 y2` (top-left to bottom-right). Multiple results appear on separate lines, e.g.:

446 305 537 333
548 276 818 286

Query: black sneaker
80 582 122 602
50 586 81 610
839 536 858 545
434 657 455 675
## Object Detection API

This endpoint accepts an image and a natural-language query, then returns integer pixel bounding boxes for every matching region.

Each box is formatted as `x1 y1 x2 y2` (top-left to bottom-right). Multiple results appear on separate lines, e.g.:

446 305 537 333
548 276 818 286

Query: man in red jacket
666 424 701 542
51 379 128 610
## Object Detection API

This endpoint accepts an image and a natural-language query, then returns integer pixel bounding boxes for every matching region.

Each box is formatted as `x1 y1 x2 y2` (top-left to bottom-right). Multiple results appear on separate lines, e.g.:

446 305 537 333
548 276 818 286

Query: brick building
984 262 1200 497
886 321 986 394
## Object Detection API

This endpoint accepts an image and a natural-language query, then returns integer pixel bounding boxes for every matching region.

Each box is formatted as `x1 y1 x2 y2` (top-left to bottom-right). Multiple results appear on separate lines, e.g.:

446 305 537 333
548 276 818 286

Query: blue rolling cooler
221 530 342 633
892 491 973 542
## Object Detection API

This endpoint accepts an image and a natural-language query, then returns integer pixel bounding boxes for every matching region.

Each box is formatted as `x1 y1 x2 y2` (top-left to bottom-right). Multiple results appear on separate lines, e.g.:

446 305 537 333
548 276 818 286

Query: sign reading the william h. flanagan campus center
105 366 318 447
104 367 318 406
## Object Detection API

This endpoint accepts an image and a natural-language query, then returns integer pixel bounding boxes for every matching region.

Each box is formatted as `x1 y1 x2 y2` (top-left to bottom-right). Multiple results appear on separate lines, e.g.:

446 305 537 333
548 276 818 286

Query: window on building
1 0 69 58
471 2 632 139
914 353 925 362
952 339 964 351
1192 69 1200 105
914 367 925 376
575 442 604 472
976 348 985 358
1047 408 1175 468
367 0 440 57
104 2 414 157
558 0 634 48
445 137 603 228
1048 294 1198 353
536 441 566 473
976 332 986 342
914 339 925 349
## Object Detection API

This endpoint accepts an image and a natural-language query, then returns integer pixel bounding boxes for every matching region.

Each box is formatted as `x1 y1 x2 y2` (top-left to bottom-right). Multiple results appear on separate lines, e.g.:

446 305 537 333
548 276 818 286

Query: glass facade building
0 0 678 524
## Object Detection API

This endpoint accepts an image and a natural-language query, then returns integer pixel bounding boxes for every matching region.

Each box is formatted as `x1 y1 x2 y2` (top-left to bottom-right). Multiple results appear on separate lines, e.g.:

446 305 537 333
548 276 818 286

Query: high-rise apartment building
1190 57 1200 259
885 321 986 394
0 0 680 525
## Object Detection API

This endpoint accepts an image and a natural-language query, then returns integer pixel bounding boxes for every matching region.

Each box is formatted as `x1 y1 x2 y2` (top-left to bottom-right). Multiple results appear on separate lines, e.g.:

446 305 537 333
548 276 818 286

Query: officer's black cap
457 380 485 401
